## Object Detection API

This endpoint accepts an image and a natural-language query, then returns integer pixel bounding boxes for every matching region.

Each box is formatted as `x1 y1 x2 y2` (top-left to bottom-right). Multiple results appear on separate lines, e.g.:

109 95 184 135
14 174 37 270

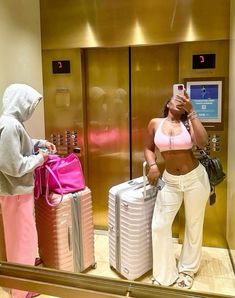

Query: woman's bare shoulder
148 117 164 126
148 117 164 131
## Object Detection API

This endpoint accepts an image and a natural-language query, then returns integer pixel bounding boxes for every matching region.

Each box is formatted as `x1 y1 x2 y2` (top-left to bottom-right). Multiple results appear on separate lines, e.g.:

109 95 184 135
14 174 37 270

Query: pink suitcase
35 187 96 272
108 162 164 280
0 208 6 261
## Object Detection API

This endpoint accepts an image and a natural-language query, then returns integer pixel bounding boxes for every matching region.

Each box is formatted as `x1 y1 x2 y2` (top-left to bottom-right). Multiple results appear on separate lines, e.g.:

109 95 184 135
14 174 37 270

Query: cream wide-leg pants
152 163 210 286
0 194 38 298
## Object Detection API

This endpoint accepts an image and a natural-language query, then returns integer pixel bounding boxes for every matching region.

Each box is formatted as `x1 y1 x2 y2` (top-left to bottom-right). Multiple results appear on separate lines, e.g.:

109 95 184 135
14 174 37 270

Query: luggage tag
143 177 165 200
156 177 165 190
142 161 165 199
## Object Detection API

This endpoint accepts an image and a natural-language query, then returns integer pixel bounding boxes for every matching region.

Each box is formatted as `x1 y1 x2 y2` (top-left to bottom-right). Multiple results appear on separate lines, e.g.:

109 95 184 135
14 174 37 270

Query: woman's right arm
0 124 48 177
144 119 161 185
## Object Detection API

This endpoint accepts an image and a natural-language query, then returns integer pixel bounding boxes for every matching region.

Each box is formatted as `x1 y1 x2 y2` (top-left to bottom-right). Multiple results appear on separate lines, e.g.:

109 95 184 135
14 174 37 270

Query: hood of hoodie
1 83 42 122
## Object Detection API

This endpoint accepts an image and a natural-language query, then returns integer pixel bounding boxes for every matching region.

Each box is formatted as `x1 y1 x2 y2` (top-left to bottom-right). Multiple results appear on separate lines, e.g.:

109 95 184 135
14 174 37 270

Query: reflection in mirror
1 1 235 297
37 36 234 296
0 209 6 261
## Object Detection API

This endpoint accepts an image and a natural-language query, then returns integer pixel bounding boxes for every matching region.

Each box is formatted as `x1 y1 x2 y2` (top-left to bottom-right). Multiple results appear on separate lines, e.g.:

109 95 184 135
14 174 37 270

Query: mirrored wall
1 0 235 297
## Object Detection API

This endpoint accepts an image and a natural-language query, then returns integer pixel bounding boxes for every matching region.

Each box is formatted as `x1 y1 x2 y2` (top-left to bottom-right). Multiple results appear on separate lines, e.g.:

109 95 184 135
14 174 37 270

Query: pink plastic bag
34 153 85 206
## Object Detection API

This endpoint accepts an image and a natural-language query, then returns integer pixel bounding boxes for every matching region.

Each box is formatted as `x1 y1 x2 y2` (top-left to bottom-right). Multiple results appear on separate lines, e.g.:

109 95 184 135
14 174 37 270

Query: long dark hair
163 99 190 131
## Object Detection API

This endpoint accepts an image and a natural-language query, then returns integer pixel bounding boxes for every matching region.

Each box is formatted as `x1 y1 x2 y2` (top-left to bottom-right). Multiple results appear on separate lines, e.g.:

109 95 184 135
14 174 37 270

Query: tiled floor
1 230 235 297
86 230 235 296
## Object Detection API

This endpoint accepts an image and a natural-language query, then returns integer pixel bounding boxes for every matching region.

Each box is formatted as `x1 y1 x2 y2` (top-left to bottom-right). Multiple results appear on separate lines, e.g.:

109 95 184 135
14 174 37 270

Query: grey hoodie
0 84 46 195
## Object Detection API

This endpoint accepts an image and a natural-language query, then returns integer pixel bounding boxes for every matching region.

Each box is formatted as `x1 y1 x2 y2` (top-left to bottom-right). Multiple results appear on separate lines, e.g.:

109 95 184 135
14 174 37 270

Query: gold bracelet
187 110 197 119
190 114 198 121
149 162 157 167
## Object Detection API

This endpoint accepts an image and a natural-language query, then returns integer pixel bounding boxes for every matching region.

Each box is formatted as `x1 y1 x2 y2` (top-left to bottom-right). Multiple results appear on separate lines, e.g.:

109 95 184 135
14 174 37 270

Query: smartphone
173 84 184 97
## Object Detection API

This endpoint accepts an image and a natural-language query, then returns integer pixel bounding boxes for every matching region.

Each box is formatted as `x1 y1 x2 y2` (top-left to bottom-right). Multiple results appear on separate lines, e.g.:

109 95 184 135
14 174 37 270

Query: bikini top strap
154 118 164 135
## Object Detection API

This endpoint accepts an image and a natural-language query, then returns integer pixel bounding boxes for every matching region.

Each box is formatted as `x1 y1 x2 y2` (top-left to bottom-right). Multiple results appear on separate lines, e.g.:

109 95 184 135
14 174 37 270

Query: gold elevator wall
84 48 130 228
42 49 86 171
42 40 228 247
178 40 229 247
40 0 229 49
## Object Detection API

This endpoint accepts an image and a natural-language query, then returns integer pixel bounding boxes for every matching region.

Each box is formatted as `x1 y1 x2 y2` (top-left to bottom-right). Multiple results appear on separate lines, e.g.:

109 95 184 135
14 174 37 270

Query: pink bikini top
154 118 193 152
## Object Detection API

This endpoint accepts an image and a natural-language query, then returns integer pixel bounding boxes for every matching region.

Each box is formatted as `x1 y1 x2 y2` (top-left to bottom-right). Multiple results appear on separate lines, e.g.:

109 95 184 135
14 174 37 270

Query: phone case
173 84 184 97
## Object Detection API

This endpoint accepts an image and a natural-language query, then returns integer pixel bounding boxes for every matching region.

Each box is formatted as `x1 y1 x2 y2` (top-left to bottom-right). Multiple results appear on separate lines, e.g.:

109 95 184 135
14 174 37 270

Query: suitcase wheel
91 262 97 269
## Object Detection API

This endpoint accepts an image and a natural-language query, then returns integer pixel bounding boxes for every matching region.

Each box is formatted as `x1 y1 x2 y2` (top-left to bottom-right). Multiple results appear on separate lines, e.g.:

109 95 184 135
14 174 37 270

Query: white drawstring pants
152 163 210 286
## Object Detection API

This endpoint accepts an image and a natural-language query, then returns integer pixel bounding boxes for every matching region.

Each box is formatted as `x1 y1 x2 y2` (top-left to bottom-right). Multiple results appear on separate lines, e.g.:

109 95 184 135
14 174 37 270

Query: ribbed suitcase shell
0 208 6 261
108 176 157 280
35 187 95 272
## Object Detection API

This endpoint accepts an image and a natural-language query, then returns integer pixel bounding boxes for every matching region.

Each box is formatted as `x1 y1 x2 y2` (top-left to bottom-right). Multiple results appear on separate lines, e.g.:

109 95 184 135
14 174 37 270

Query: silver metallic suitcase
108 162 164 280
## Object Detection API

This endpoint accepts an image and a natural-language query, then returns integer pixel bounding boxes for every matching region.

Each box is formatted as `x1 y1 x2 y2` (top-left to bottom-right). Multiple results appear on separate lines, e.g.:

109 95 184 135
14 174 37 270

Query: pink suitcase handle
45 165 64 206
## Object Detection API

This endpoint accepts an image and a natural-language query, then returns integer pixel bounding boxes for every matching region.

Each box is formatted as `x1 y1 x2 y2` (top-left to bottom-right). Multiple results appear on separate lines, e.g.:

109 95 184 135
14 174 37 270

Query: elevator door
84 48 129 228
131 44 180 236
131 44 179 177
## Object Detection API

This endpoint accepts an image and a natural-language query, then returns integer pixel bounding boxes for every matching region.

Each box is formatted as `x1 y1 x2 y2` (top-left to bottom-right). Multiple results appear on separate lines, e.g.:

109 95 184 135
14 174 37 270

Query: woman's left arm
177 94 208 148
188 114 208 148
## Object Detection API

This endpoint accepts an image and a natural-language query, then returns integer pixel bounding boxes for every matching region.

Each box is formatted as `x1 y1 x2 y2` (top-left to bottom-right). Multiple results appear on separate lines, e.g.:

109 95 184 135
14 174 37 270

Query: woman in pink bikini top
144 92 208 181
144 91 210 290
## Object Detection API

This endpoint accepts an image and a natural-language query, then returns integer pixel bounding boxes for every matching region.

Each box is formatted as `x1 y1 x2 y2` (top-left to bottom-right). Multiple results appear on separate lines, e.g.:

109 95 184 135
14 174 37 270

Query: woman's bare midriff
161 149 199 175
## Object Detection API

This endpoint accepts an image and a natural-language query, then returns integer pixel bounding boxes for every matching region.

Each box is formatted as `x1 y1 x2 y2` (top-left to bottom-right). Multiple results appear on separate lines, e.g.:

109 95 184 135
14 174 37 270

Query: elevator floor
86 230 235 296
0 229 234 297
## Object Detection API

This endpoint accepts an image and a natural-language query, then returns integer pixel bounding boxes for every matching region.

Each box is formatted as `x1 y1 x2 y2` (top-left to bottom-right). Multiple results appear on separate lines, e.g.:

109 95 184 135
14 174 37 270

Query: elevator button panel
49 129 80 156
209 133 221 153
194 131 223 162
201 133 222 155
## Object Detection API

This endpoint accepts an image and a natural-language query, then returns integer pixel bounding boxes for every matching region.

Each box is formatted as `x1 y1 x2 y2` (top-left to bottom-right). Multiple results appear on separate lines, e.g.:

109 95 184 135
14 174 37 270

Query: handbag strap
34 168 41 199
199 149 208 157
44 165 64 206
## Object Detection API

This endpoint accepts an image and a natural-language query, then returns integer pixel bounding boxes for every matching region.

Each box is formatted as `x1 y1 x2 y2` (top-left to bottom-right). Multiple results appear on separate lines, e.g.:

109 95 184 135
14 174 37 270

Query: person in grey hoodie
0 83 56 298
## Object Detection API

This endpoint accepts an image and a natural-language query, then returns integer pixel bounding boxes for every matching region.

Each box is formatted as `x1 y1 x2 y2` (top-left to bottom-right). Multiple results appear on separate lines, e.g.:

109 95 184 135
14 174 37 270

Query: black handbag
198 150 226 205
198 150 225 186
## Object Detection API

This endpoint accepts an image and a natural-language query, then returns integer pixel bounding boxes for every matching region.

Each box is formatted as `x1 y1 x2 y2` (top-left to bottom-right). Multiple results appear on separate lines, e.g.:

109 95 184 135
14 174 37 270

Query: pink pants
0 194 38 298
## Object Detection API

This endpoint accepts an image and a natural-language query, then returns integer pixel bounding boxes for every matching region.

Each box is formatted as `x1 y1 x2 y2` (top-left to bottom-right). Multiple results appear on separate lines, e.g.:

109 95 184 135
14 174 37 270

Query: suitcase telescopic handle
143 161 165 199
68 226 72 251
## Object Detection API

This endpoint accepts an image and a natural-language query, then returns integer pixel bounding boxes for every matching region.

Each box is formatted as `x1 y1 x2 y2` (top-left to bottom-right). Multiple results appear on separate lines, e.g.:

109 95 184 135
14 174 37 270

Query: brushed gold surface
40 0 230 244
1 261 232 298
0 262 130 298
42 41 229 245
42 49 86 168
84 48 129 227
227 0 235 269
40 0 229 49
131 44 180 236
131 44 179 176
0 0 233 296
178 40 229 247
